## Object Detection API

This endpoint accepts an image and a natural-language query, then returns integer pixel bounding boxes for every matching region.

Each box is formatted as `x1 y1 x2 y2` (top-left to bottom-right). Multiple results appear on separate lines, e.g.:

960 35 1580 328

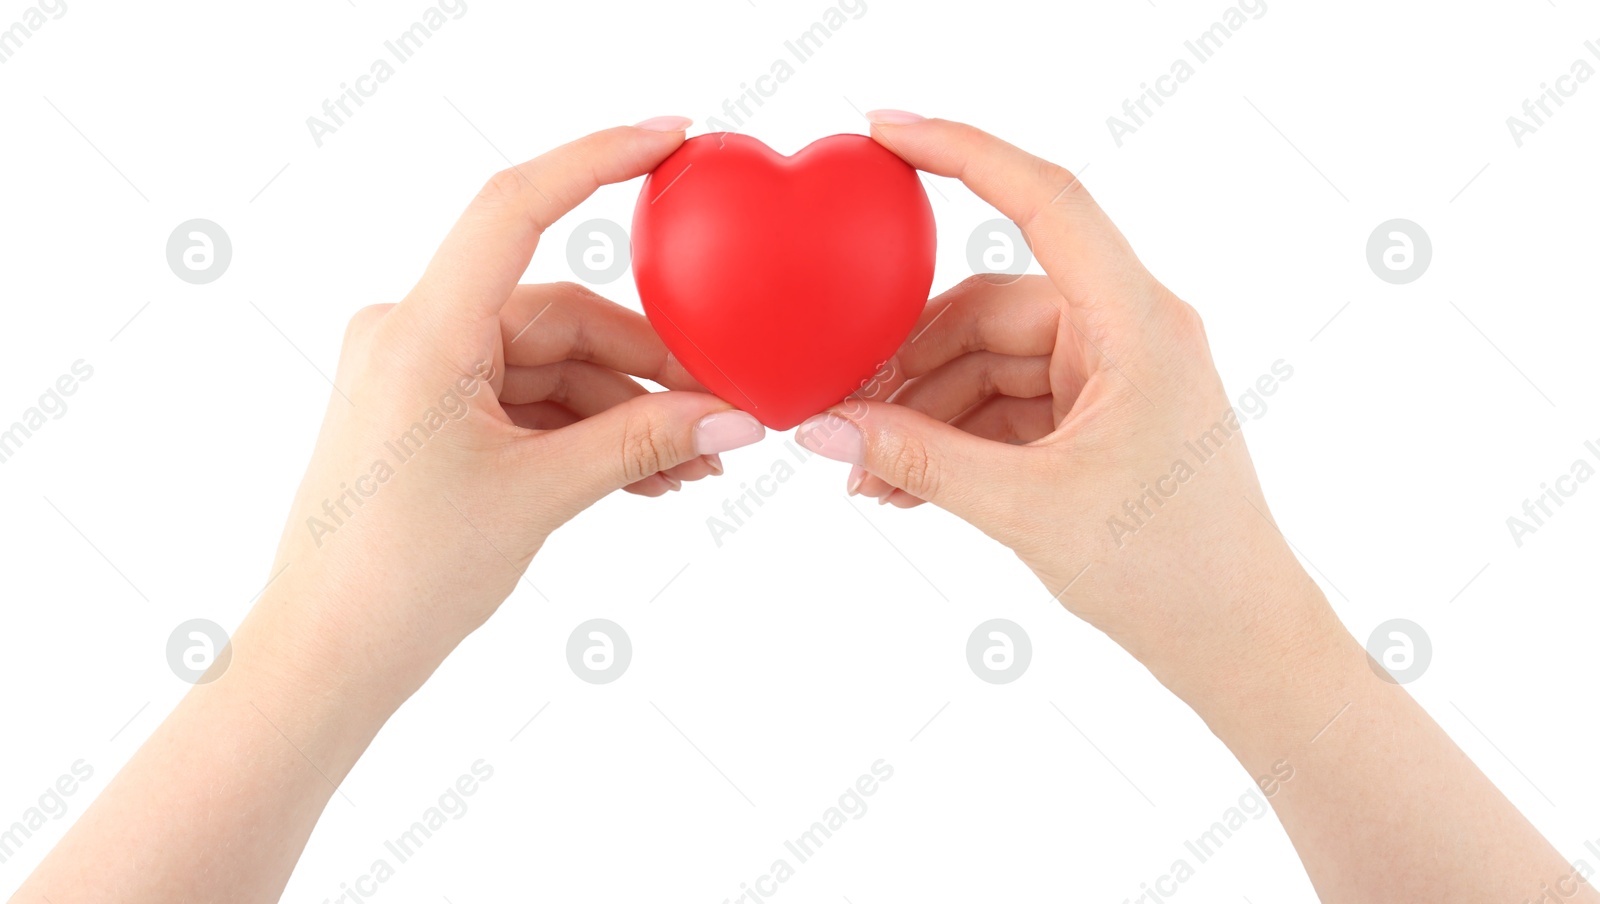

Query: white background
2 1 1598 901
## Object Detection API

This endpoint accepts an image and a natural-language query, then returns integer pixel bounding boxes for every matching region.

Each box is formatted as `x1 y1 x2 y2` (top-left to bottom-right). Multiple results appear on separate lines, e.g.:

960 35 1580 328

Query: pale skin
798 111 1596 904
10 114 1591 904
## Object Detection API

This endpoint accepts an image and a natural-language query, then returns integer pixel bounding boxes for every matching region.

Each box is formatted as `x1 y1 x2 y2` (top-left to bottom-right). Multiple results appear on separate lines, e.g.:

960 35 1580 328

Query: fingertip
856 472 895 501
625 473 677 497
865 109 926 126
633 115 693 132
657 351 711 393
795 413 865 466
885 490 926 509
694 410 765 456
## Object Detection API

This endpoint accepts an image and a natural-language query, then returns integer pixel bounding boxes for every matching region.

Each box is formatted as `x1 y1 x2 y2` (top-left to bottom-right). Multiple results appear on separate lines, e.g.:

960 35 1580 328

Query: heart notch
632 133 936 430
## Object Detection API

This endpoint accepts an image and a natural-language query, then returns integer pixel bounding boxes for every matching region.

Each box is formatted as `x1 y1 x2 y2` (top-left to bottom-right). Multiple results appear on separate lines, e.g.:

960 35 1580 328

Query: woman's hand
794 112 1595 904
11 120 767 904
258 122 766 708
797 113 1319 699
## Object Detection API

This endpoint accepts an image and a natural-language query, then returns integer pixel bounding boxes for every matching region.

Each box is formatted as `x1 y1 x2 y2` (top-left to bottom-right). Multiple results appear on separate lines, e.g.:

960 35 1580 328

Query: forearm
13 604 392 903
1182 575 1593 903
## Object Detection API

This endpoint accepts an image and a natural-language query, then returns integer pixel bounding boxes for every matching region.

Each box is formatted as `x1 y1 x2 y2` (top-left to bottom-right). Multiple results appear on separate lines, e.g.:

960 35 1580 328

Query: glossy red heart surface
631 133 936 430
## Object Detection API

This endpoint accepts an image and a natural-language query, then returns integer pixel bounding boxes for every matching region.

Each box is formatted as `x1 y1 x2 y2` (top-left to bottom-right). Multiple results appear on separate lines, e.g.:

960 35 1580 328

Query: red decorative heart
631 133 936 430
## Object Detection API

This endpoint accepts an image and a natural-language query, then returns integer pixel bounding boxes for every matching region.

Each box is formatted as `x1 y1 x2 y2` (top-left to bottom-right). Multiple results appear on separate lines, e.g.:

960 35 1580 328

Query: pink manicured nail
865 109 924 125
660 472 683 492
795 414 864 465
634 115 693 132
704 453 725 476
694 411 764 455
846 464 866 496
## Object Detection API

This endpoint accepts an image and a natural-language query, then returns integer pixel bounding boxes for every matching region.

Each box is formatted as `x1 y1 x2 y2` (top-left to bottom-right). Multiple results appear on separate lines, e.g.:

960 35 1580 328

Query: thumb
543 392 766 509
794 402 1019 520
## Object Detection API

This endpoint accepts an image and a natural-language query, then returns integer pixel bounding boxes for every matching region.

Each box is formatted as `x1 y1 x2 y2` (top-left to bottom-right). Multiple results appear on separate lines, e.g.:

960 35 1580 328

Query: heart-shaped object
631 133 936 430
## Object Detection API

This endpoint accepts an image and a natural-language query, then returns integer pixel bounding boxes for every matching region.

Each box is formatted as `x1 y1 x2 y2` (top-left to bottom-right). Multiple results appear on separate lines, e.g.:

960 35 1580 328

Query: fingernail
704 453 725 476
865 109 924 125
846 464 866 496
694 411 764 455
661 472 683 492
634 115 693 132
795 414 864 465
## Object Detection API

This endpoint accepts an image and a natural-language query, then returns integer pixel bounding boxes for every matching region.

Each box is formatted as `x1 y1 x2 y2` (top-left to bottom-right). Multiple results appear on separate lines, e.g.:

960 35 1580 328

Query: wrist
172 626 388 798
218 587 414 768
1154 567 1370 757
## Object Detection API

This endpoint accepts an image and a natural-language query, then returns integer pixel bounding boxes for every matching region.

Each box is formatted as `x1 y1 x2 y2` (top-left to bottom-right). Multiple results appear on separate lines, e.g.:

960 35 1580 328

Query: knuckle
1158 296 1217 379
1048 159 1085 194
881 431 940 500
1171 297 1207 342
1021 157 1083 232
343 303 393 344
975 358 1000 399
550 280 606 317
948 121 987 152
953 272 993 294
1034 155 1076 194
554 281 612 317
477 167 527 207
618 409 676 481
